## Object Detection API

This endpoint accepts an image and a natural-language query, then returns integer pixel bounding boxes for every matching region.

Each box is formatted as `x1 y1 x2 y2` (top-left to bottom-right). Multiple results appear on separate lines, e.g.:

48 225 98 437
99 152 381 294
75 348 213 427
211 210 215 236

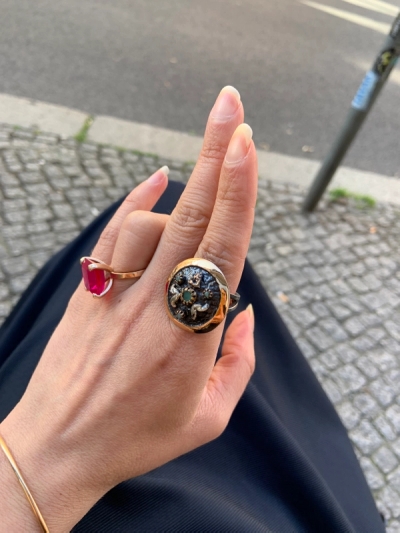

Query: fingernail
160 165 170 177
147 166 169 185
211 86 241 121
247 303 255 331
225 123 253 164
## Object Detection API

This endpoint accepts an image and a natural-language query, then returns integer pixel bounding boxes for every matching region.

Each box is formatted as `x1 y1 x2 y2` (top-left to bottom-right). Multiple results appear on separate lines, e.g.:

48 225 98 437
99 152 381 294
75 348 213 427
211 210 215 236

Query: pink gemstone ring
80 257 145 298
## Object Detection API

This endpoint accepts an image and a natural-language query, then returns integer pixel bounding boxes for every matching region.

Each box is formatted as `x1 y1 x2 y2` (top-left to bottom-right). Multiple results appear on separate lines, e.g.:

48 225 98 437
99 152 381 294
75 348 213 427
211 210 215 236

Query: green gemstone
183 290 192 302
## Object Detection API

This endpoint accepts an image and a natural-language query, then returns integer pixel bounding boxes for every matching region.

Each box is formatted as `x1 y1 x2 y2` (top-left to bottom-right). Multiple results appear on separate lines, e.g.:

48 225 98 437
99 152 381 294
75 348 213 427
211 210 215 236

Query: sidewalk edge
1 92 399 206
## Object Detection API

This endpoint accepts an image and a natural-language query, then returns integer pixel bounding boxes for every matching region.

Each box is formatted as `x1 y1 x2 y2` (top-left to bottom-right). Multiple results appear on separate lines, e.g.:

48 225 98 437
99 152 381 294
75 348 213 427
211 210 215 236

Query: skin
0 86 258 532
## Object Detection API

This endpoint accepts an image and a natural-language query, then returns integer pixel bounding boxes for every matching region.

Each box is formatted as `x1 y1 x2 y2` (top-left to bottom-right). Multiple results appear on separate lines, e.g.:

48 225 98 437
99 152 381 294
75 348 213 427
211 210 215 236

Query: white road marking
300 1 391 33
339 0 399 17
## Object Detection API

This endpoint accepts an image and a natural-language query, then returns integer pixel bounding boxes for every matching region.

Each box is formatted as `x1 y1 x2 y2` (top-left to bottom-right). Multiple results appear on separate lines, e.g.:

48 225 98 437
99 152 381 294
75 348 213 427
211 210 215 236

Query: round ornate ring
80 257 145 298
165 258 240 333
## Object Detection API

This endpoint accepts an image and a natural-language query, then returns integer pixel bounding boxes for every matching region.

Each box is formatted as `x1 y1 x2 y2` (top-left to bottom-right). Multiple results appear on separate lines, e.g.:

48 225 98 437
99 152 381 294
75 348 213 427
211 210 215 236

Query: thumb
190 305 255 443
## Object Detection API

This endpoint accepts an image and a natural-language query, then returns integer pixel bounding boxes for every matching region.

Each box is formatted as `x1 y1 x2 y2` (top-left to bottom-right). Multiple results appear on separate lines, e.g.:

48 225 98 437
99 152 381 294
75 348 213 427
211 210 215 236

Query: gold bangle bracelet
0 434 50 533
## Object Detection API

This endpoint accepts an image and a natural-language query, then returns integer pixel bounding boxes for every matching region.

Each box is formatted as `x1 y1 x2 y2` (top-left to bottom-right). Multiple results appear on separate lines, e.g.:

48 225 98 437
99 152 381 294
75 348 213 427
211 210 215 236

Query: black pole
302 13 400 212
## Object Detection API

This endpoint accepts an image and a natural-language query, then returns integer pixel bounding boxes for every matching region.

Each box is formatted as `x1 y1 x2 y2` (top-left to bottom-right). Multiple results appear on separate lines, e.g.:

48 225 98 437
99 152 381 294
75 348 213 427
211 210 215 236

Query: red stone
81 258 107 296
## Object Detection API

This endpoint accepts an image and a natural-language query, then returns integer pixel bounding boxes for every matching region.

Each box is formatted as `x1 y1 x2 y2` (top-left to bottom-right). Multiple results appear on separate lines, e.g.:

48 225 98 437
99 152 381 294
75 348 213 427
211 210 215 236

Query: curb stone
0 92 400 206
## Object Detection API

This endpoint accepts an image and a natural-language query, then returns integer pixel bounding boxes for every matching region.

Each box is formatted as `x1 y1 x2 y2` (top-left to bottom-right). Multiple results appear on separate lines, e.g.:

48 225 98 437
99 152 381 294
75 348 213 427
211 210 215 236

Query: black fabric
0 182 384 532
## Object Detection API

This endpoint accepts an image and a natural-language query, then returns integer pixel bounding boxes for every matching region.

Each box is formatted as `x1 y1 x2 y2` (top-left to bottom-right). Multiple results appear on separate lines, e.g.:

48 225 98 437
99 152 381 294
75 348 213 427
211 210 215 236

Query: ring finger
147 123 257 344
196 122 257 292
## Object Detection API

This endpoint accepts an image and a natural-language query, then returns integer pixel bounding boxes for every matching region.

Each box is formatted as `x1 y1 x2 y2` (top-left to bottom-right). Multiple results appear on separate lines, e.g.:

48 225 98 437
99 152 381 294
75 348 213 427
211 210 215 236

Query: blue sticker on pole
352 71 379 111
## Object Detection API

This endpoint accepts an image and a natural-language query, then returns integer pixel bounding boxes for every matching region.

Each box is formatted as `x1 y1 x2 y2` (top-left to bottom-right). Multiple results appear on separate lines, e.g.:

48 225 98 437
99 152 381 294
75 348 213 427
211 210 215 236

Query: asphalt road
1 0 399 176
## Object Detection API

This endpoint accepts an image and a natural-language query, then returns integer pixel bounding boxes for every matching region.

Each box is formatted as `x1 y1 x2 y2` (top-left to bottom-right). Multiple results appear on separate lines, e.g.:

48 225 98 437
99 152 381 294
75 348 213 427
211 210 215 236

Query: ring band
165 258 240 333
112 270 145 280
80 257 145 297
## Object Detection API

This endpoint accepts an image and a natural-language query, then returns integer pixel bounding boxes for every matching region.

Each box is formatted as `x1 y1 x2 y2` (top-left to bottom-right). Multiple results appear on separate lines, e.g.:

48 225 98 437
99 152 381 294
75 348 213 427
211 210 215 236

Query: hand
0 86 258 532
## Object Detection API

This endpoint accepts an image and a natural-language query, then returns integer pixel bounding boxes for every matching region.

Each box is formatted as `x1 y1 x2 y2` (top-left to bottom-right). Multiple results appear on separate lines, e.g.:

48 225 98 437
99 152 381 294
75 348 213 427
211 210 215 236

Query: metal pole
302 13 400 212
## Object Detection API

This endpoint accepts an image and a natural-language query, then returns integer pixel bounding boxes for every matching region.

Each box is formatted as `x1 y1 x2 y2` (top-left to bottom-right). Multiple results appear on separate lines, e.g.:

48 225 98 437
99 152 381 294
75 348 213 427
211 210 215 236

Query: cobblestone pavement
0 124 400 530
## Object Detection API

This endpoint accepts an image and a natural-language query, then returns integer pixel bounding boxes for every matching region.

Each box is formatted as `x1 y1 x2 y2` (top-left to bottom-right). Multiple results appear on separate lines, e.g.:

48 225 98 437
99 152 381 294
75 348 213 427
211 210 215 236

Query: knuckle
218 179 253 213
124 209 145 225
123 188 143 208
201 237 245 275
200 136 228 164
220 185 242 208
96 224 119 252
208 410 229 440
122 209 148 233
172 201 210 233
121 211 167 243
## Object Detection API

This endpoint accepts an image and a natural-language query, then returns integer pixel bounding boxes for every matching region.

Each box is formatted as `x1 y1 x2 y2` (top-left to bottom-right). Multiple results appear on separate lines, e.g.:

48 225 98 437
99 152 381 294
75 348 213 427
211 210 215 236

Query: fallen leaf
259 142 270 151
369 226 377 234
302 145 314 153
277 291 290 303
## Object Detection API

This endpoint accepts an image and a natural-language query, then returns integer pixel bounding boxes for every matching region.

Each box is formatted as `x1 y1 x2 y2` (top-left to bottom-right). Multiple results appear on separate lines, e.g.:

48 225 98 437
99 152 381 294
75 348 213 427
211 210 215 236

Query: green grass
13 124 40 135
111 145 159 158
111 145 196 167
329 188 376 209
74 116 94 143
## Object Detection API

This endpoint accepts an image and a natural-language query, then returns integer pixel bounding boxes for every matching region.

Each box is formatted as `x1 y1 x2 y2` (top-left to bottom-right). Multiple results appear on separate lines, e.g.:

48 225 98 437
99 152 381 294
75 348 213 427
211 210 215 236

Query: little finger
111 211 168 297
91 167 169 263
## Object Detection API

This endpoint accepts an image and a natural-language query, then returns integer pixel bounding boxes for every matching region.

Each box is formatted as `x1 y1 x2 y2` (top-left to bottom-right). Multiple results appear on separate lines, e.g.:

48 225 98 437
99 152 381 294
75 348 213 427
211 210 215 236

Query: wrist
0 406 105 533
0 442 42 532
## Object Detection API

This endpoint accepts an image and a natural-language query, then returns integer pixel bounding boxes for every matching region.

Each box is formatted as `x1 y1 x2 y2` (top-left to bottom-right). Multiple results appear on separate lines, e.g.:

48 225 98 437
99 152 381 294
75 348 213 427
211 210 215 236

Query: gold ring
165 258 240 333
80 257 145 297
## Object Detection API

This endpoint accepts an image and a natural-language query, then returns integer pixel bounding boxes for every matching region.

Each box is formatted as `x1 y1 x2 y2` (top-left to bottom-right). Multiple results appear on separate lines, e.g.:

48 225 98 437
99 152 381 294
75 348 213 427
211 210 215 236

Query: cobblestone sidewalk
0 124 399 530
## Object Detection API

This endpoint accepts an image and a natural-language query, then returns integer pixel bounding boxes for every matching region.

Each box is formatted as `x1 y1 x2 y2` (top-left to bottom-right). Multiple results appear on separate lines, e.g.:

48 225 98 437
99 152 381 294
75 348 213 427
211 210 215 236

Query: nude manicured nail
247 303 255 331
160 165 170 176
225 123 253 163
211 86 241 121
147 166 169 185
